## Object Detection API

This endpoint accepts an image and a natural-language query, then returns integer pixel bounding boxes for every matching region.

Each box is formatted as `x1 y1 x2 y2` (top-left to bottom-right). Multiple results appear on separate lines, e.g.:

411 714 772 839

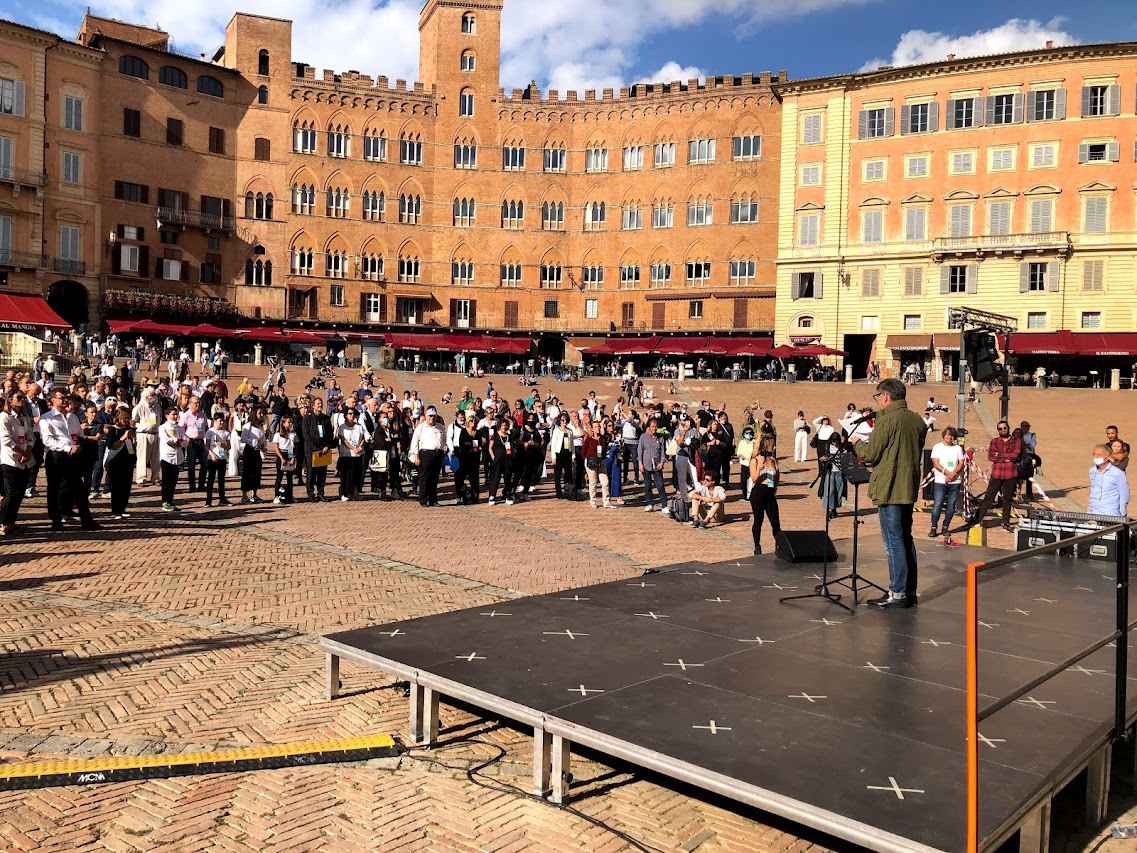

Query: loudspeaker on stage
775 530 838 563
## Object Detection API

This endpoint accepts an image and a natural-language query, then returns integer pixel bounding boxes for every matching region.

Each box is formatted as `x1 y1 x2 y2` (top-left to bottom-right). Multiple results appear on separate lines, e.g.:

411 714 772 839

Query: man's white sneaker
643 505 654 512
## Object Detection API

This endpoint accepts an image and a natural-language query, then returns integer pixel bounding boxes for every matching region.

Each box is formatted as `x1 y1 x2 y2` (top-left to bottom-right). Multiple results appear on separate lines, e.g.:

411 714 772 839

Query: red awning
0 294 70 333
490 336 533 355
612 336 662 355
1000 331 1078 356
443 333 495 353
386 332 451 352
185 323 235 338
653 336 714 356
713 338 773 357
1075 333 1137 357
107 319 137 334
581 341 617 355
771 343 847 358
285 330 326 344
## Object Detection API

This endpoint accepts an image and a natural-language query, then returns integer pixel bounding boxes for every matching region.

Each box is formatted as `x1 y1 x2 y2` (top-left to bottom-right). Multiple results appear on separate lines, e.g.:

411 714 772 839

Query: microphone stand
827 454 887 605
780 454 850 613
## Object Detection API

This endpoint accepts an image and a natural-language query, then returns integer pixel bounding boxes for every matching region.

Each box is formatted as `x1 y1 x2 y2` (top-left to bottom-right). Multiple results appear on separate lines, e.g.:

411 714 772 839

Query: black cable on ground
399 737 662 853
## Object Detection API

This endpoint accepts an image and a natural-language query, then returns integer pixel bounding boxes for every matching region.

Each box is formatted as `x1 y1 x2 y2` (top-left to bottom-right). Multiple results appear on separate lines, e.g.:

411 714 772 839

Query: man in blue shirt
1088 445 1130 517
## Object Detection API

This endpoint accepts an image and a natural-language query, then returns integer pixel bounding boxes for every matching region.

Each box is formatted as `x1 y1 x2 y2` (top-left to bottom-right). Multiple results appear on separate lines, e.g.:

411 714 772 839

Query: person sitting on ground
689 472 727 529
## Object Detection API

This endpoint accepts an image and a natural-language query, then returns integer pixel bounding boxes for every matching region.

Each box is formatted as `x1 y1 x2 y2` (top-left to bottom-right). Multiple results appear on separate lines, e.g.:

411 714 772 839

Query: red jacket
987 436 1022 480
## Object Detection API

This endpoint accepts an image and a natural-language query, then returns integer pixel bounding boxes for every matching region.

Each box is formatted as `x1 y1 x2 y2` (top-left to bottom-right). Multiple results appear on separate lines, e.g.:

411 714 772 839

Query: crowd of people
1 357 1129 586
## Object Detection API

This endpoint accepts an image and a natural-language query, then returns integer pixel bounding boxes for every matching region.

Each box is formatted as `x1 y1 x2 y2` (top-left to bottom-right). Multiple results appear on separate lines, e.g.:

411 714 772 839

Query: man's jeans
642 468 666 509
930 482 960 533
878 503 918 597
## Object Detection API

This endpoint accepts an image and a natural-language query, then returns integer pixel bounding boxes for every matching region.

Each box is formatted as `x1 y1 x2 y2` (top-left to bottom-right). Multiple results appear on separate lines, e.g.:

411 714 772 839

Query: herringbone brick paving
4 369 1127 850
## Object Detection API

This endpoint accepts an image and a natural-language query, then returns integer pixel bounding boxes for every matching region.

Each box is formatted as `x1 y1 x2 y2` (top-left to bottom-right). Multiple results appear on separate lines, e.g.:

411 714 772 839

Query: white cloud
39 0 871 92
860 18 1077 72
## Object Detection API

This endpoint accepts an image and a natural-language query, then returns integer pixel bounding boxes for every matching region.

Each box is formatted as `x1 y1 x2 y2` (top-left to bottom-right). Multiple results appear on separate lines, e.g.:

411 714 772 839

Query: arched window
459 89 474 117
158 66 187 88
257 86 268 105
461 51 475 72
362 190 385 221
461 12 476 34
244 191 255 219
118 56 149 79
453 197 476 226
245 258 273 286
399 193 422 224
258 49 270 76
197 75 224 98
292 183 315 215
501 200 524 229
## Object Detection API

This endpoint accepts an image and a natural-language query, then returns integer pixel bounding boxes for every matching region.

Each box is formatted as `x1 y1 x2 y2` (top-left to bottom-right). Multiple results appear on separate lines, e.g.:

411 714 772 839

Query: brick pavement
2 367 1132 850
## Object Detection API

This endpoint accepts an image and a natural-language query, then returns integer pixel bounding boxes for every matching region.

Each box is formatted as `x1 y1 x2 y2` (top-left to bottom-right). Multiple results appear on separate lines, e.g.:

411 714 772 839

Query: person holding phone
104 408 136 518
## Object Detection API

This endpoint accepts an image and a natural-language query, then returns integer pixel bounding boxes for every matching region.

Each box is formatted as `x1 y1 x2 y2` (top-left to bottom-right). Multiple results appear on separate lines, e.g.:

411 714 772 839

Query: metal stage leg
1085 746 1112 827
1018 799 1051 853
409 683 439 746
533 727 552 796
551 735 571 804
325 653 340 700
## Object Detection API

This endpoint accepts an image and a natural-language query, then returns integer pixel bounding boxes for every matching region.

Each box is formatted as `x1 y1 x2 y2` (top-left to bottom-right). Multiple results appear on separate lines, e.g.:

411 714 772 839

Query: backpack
669 495 690 523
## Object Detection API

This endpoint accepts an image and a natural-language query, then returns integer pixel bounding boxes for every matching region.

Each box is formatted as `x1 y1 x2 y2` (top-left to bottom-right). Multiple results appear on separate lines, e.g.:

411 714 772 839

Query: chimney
1045 40 1054 49
946 54 955 61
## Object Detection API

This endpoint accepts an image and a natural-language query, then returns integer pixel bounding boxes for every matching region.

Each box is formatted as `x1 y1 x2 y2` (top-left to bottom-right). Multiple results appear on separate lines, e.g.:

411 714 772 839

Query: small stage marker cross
1007 608 1031 616
455 652 485 661
741 637 774 644
864 662 890 673
568 685 604 696
664 659 704 670
627 582 656 588
867 776 925 800
922 639 951 647
682 571 709 576
1075 586 1095 592
1034 597 1057 604
561 595 590 601
788 692 827 703
635 612 669 620
763 583 797 590
378 629 405 637
704 597 730 603
978 621 1000 629
810 618 841 627
692 720 732 734
543 630 589 640
1072 666 1107 676
978 733 1006 748
479 611 511 617
1017 696 1056 710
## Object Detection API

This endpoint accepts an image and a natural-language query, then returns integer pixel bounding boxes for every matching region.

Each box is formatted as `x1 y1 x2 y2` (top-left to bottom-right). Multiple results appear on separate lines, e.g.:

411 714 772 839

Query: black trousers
339 457 362 498
107 456 133 515
0 465 29 526
309 463 328 497
46 450 93 525
418 448 444 505
186 438 207 491
275 463 295 502
486 456 513 499
749 486 781 549
554 449 573 497
975 476 1016 524
204 459 227 503
456 452 480 502
161 460 180 505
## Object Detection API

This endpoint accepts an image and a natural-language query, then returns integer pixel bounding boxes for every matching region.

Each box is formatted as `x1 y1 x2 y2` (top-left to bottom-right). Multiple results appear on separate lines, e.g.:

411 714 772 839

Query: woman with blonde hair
748 437 781 555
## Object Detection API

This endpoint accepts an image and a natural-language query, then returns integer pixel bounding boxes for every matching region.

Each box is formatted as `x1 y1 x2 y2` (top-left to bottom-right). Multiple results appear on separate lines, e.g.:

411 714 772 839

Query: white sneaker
505 498 515 505
274 497 282 504
643 505 654 512
590 500 597 508
602 502 611 509
662 506 672 516
488 497 496 505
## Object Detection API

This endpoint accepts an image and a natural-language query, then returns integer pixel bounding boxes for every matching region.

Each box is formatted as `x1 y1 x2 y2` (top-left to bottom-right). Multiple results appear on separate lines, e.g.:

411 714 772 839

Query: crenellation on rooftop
497 71 784 106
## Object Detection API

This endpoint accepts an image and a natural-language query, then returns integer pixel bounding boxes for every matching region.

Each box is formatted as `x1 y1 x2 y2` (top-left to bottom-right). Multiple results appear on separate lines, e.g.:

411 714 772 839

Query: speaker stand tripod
780 456 851 613
828 480 887 605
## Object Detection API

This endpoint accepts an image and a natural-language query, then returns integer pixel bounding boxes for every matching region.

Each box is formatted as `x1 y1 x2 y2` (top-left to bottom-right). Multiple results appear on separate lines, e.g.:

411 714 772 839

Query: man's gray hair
877 378 906 400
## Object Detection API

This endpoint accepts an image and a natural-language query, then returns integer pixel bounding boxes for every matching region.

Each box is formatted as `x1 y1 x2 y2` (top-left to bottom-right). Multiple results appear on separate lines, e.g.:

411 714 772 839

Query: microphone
848 412 875 427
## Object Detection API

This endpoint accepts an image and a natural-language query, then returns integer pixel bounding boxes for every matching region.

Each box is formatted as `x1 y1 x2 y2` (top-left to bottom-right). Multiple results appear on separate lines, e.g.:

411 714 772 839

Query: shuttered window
987 202 1011 236
861 209 883 243
1083 196 1108 234
1082 260 1104 292
949 204 972 238
903 267 923 297
903 207 927 241
861 268 881 297
503 301 519 329
1028 199 1054 233
798 213 819 247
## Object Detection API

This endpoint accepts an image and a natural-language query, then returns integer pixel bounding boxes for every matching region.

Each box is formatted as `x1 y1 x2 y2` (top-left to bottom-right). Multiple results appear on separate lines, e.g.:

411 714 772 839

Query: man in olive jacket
850 378 928 608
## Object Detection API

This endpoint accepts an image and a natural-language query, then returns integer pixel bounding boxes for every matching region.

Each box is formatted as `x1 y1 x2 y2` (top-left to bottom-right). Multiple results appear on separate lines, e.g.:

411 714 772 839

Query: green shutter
1107 142 1120 162
1078 143 1090 164
1108 84 1121 116
857 110 868 140
928 102 939 132
945 99 956 129
1080 86 1092 117
883 108 895 137
1055 88 1067 119
973 97 986 127
1012 93 1024 123
899 105 911 135
1024 91 1037 122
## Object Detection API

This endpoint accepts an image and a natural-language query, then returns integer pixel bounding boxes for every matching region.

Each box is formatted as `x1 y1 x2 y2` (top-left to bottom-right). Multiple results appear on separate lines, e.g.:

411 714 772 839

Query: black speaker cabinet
775 530 838 563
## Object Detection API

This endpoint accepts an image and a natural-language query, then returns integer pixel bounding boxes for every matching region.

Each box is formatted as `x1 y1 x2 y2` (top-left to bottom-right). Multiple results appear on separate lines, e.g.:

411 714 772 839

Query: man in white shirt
689 473 727 528
410 407 445 506
39 391 98 532
179 396 208 492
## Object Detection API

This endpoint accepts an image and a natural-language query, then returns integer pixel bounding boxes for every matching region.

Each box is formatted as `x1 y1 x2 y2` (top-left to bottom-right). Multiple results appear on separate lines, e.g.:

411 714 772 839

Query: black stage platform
322 538 1137 853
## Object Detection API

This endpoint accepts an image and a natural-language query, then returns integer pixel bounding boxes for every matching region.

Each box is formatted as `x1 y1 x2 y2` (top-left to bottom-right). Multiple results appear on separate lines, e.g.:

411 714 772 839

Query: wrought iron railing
156 206 235 232
0 249 48 268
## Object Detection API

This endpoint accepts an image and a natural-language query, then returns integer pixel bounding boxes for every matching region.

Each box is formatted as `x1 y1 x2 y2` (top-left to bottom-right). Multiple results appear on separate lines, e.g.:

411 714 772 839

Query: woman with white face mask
817 434 846 519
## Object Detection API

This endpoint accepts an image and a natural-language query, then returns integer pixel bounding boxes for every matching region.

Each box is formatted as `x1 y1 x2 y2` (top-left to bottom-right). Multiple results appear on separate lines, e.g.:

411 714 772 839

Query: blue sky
2 0 1132 93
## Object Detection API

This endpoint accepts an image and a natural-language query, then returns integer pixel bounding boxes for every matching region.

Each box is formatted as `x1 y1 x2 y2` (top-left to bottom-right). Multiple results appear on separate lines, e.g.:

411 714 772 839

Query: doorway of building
47 280 87 329
536 336 565 364
842 333 876 379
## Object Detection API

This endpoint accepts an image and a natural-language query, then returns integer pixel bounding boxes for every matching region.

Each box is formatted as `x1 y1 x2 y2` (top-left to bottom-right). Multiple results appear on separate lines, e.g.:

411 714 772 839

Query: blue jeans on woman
930 482 960 533
878 503 918 598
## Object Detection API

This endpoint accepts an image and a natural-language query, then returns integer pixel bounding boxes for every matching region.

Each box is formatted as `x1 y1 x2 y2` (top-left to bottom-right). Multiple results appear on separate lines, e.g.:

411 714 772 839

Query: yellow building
776 42 1137 380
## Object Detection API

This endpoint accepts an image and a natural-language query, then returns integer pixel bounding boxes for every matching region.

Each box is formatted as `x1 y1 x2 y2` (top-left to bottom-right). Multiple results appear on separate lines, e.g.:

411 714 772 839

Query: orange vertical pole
966 560 983 853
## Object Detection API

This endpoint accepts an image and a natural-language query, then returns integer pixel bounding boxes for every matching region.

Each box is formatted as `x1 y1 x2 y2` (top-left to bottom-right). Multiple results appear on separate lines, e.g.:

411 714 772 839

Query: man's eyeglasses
872 392 882 400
